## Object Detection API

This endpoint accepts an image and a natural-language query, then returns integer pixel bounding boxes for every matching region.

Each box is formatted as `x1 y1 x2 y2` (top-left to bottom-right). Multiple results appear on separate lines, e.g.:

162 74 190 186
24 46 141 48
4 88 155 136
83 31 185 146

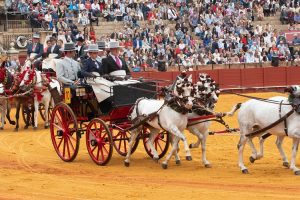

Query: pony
19 68 61 129
0 83 15 129
125 74 195 169
230 86 300 175
0 64 22 130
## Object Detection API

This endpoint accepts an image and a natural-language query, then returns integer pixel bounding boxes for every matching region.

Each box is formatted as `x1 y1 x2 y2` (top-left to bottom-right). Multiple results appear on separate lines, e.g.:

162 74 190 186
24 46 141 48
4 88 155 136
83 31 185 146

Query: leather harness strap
246 106 295 138
279 100 289 136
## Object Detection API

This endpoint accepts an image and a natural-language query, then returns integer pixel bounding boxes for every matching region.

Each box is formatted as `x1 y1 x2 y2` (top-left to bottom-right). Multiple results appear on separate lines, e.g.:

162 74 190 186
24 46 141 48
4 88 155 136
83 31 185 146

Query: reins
222 91 292 105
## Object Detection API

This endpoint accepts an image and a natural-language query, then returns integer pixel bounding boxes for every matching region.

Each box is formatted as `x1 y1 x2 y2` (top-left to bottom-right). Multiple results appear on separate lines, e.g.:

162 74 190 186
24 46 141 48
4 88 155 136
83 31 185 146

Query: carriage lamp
75 87 86 97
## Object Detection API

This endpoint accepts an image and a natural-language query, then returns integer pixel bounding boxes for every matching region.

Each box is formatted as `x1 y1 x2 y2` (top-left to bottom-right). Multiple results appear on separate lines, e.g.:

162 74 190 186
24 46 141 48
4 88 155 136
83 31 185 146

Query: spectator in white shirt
91 0 101 17
167 4 178 21
44 10 52 30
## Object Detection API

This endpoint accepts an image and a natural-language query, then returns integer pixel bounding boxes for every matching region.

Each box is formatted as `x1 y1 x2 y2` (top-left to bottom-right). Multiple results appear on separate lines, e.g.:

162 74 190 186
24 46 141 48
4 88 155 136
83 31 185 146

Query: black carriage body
111 81 157 107
53 81 157 122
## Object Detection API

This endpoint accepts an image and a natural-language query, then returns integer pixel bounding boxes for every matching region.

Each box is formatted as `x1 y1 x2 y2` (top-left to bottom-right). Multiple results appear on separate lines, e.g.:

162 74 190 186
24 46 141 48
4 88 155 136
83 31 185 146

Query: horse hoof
11 121 16 125
0 127 3 130
283 162 290 168
186 156 192 161
189 144 193 148
153 157 159 163
14 128 18 132
175 160 181 165
294 171 300 176
33 127 38 130
162 163 168 169
44 125 49 129
24 126 28 130
249 156 256 163
242 169 249 174
124 161 130 167
205 164 212 168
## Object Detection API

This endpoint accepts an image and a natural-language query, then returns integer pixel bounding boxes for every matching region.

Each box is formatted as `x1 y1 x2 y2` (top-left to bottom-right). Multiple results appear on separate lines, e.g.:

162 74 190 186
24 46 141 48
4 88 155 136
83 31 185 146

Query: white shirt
167 8 177 20
45 13 52 22
51 45 56 53
91 3 100 10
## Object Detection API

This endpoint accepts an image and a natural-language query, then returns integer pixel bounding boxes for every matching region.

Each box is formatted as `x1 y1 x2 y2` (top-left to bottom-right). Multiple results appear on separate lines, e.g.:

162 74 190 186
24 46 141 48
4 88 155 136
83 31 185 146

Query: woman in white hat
102 41 130 76
81 44 104 78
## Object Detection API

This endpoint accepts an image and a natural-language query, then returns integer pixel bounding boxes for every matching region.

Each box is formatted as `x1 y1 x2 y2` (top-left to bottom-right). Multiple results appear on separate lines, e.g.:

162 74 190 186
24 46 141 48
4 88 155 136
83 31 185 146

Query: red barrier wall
132 67 300 89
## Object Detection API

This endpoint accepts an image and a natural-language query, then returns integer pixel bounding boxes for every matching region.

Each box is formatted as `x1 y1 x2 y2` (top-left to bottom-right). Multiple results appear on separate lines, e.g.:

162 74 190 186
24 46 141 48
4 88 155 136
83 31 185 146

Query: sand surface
0 92 299 200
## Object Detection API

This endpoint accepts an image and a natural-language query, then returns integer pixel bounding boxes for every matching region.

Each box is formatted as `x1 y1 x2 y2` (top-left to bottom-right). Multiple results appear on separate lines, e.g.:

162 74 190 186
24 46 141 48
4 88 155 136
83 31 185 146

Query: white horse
183 73 221 167
42 53 59 72
125 75 194 169
19 69 61 129
227 86 300 170
233 87 300 175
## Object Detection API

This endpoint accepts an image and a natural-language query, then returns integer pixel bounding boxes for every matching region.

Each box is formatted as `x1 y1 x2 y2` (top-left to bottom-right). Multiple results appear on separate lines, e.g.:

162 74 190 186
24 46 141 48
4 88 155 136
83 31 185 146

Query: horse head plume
174 74 193 98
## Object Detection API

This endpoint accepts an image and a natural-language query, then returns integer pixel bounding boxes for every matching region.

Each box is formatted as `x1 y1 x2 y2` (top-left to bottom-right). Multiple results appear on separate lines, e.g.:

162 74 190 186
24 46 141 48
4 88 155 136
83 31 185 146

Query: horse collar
167 97 190 114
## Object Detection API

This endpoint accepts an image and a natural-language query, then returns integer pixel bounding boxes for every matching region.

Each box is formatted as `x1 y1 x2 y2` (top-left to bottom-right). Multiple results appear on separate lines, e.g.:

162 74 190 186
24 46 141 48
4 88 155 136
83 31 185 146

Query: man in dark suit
76 36 86 61
102 41 130 75
81 44 103 78
27 33 43 68
47 37 61 58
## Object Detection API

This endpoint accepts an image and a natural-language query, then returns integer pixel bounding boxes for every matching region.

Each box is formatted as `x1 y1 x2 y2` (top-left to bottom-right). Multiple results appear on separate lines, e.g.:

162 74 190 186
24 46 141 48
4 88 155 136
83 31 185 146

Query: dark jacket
102 55 130 75
65 34 76 43
47 45 61 58
27 43 43 59
76 44 86 60
81 57 103 77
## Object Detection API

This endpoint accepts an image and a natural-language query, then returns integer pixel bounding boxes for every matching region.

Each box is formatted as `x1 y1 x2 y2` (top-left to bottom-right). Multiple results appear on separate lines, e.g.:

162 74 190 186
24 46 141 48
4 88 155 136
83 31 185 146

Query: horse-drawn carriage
49 79 171 165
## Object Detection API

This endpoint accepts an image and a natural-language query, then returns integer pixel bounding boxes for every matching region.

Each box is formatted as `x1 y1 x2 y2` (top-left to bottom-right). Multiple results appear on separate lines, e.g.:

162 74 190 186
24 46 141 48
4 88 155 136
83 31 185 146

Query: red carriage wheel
86 118 113 165
142 128 170 159
111 128 139 157
50 102 80 162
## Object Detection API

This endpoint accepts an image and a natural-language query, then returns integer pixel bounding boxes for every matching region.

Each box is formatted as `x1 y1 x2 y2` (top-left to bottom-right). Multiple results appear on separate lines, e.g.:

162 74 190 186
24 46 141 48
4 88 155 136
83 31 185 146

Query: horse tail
226 103 242 117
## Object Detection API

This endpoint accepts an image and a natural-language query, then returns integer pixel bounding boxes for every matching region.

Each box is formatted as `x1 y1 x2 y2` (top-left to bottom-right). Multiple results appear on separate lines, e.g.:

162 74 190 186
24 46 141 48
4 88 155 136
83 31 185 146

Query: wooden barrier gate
131 67 300 91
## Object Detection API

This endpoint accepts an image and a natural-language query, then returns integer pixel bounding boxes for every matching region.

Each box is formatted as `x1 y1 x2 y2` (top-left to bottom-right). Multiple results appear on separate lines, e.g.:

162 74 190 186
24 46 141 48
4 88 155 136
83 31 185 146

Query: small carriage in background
50 80 170 165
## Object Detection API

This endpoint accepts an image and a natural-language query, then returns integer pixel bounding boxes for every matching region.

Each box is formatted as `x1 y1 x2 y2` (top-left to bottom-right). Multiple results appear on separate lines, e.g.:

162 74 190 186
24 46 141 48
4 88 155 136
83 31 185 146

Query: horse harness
130 96 190 132
246 103 298 138
279 100 289 136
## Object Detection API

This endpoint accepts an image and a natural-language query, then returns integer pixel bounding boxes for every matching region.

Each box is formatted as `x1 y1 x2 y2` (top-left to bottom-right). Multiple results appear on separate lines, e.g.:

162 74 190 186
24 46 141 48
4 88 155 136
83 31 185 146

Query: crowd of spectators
5 0 300 71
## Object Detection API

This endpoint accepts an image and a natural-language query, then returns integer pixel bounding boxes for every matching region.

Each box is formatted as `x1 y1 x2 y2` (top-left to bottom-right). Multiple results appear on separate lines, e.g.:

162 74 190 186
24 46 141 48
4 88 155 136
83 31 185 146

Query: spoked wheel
143 128 170 159
86 118 113 165
50 102 79 162
111 128 139 157
39 103 53 122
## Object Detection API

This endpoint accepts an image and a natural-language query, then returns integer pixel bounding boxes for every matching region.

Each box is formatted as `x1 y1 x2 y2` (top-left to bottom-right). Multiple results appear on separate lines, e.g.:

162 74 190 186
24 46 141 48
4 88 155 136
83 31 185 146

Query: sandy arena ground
0 92 299 200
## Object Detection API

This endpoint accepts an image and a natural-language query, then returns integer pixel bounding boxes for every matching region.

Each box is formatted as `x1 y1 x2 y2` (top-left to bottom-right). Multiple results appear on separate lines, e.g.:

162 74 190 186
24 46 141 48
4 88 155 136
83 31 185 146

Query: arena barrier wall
132 67 300 92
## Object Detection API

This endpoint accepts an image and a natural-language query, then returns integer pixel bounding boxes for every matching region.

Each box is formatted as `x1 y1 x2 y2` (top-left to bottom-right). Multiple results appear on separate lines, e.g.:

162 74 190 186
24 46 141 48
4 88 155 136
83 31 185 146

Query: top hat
97 41 106 49
76 37 85 42
84 44 103 52
108 41 124 49
60 42 78 51
32 33 40 39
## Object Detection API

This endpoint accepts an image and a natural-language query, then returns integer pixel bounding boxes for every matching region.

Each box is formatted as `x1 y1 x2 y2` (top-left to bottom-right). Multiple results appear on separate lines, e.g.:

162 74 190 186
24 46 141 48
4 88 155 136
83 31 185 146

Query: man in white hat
102 41 130 76
81 44 104 78
27 33 44 67
56 42 81 86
